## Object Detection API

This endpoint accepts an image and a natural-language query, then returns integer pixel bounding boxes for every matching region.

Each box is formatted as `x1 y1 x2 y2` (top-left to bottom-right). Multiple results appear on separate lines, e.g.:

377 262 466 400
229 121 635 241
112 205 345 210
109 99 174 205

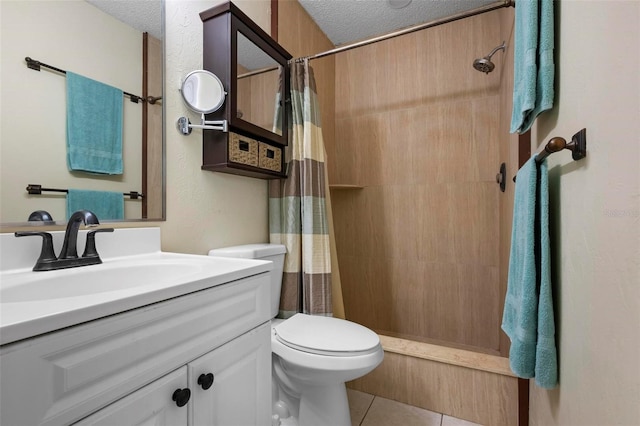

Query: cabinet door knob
197 372 215 390
172 388 191 407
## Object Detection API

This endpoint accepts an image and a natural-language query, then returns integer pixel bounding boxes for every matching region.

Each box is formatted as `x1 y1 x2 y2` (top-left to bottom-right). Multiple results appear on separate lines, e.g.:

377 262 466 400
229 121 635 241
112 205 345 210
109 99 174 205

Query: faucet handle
82 228 114 259
15 232 58 267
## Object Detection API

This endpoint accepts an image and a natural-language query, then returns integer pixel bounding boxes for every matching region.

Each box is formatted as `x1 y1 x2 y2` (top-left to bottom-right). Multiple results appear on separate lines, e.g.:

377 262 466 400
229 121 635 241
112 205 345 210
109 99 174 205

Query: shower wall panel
236 64 280 132
497 7 520 357
331 11 506 353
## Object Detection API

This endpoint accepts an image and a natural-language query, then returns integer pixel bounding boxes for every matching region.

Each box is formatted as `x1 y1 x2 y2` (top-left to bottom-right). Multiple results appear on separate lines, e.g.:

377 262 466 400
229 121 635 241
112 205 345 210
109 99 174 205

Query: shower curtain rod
238 65 280 80
291 0 515 63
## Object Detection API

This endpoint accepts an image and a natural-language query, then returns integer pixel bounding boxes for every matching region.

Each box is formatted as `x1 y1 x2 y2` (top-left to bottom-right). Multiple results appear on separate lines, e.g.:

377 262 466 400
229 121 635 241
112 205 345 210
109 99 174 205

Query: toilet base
298 382 351 426
273 384 351 426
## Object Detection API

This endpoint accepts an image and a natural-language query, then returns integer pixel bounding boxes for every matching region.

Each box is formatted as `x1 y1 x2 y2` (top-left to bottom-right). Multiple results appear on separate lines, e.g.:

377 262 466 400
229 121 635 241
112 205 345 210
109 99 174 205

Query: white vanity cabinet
73 367 189 425
0 273 272 426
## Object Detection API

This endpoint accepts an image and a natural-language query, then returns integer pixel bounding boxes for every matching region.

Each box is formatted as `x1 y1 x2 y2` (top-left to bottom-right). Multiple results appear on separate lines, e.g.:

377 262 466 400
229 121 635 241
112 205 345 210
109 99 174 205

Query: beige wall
161 0 271 254
0 1 143 222
528 1 640 425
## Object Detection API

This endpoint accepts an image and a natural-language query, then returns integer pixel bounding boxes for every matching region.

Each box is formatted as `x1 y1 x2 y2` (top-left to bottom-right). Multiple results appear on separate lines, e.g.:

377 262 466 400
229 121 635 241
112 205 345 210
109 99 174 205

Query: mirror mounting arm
177 116 228 135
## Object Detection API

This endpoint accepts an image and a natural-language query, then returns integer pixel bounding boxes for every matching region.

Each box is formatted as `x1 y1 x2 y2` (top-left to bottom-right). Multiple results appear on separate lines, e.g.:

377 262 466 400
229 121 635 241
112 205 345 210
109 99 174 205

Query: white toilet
209 244 384 426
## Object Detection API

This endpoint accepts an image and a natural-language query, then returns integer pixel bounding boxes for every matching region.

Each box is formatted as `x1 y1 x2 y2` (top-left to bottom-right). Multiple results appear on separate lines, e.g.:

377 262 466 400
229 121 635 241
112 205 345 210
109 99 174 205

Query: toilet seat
274 314 380 357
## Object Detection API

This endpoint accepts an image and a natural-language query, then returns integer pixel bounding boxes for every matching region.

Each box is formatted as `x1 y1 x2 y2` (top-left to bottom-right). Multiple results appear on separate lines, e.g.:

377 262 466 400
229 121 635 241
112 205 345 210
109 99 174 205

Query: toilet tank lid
208 243 286 259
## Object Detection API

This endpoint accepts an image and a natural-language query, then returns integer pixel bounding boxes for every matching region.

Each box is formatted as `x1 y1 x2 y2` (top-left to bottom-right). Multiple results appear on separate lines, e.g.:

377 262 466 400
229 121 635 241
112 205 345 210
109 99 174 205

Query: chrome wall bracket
177 115 228 135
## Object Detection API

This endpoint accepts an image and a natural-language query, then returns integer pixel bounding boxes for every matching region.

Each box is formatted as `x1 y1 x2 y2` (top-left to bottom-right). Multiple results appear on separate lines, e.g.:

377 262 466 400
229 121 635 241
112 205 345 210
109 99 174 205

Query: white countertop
0 228 272 346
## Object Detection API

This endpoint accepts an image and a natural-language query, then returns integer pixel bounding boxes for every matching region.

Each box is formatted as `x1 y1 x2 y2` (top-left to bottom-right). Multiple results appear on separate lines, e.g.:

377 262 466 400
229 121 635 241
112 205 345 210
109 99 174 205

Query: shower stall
296 4 521 425
324 6 514 356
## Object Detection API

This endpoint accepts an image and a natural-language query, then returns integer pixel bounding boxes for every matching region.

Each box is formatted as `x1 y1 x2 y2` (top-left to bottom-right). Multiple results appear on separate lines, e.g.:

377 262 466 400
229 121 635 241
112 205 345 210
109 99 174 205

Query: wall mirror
181 70 226 114
0 0 164 227
236 32 283 136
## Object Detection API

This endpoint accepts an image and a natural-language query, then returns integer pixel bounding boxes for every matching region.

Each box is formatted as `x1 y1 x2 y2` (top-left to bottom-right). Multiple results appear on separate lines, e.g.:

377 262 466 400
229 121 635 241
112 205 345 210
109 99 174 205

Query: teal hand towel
66 72 123 174
534 159 557 388
502 155 558 388
67 189 124 221
510 0 555 134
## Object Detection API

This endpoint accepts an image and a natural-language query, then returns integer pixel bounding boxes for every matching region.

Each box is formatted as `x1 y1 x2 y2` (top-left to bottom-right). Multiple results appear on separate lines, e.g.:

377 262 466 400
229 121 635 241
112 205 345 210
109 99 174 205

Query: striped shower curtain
269 60 332 318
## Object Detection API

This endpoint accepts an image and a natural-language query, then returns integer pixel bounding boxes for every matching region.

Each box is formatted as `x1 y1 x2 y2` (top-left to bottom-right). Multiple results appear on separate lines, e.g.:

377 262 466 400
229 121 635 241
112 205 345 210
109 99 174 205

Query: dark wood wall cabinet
200 1 292 179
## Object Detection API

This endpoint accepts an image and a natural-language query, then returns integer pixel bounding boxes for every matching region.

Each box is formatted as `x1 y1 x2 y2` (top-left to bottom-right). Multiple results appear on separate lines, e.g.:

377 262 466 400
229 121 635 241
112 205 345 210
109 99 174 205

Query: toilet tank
208 244 286 318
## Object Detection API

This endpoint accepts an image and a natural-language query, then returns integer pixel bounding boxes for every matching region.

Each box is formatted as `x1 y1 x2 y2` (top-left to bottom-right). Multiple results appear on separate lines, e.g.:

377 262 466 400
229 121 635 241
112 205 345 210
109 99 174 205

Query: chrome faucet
15 210 114 271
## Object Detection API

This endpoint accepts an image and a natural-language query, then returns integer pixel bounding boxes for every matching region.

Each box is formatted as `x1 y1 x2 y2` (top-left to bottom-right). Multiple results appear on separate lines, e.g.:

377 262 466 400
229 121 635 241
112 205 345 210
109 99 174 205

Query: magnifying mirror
177 70 228 134
180 70 226 114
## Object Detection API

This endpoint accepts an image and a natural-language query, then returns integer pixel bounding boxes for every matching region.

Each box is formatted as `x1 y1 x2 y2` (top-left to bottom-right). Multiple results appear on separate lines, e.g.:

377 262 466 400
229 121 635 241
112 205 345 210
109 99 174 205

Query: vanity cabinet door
189 321 271 426
74 367 188 426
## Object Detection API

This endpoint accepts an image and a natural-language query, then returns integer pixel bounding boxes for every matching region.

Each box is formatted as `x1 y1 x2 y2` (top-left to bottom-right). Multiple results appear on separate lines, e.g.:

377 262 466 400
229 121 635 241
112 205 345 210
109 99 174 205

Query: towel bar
513 128 587 182
26 184 144 199
24 57 158 104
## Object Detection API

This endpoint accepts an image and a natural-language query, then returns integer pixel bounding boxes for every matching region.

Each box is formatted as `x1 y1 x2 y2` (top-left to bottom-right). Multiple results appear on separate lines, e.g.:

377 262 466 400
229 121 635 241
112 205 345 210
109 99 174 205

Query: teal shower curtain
269 60 333 318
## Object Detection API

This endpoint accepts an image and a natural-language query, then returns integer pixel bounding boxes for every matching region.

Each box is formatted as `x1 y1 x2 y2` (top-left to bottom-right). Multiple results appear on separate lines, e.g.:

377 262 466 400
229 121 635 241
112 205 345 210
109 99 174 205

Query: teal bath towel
67 189 124 221
502 155 558 388
66 72 123 174
510 0 555 134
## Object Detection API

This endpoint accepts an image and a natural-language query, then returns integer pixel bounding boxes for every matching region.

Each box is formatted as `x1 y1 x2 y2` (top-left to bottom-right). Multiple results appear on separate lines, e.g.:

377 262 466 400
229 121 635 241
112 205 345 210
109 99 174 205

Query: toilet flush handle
198 372 215 390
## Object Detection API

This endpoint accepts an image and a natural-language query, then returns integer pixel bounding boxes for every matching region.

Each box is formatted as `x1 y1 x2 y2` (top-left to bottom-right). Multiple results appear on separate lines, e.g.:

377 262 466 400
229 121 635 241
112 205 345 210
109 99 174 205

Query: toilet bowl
209 244 384 426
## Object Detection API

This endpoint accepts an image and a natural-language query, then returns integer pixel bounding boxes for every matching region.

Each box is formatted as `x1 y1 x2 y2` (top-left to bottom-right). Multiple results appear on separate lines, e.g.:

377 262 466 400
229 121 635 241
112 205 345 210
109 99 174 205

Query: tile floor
347 389 482 426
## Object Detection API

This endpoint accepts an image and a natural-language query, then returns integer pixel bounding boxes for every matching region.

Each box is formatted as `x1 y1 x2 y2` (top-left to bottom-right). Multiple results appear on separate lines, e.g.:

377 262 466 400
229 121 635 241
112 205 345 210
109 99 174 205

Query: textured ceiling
299 0 498 46
84 0 500 48
85 0 162 40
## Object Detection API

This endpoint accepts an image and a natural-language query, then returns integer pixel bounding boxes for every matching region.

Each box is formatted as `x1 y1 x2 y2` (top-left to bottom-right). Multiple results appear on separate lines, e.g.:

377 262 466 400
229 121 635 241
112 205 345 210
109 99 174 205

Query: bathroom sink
0 259 204 303
0 251 272 346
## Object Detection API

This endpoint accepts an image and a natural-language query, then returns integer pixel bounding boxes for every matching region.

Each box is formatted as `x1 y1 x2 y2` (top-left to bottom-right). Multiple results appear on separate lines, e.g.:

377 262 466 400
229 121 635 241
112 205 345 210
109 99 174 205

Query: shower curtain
269 60 333 318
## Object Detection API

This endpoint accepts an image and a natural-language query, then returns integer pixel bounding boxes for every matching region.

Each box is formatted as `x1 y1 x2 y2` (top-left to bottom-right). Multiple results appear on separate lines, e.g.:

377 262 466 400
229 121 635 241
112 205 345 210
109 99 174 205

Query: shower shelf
328 184 364 190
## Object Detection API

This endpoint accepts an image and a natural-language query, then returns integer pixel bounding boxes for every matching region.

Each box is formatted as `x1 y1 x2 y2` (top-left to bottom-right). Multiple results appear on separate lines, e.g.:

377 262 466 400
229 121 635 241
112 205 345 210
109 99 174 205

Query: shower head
473 41 506 74
473 57 495 74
